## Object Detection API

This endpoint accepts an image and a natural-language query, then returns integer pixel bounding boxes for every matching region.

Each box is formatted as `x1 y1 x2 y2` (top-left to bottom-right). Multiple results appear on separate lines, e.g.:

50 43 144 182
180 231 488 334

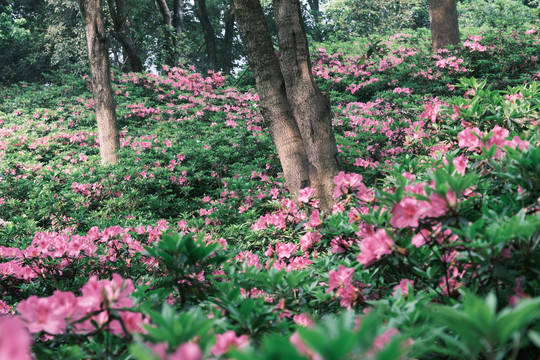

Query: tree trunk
273 0 340 211
155 0 175 65
106 0 144 72
194 0 218 70
222 0 235 75
233 0 340 212
232 0 311 203
78 0 120 165
429 0 460 52
173 0 184 44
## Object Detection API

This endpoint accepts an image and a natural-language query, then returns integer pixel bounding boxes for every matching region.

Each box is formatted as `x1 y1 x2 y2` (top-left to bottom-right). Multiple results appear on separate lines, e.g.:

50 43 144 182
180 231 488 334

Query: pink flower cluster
328 265 361 308
17 274 145 336
458 125 529 159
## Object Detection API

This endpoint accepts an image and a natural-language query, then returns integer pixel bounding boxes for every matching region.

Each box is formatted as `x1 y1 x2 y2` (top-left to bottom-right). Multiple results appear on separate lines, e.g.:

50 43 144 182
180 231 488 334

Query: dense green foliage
0 2 540 359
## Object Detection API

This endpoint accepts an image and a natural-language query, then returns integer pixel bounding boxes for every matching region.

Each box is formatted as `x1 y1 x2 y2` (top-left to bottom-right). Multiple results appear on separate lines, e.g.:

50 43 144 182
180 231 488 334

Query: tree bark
307 0 320 24
232 0 311 203
173 0 184 43
78 0 120 165
106 0 144 72
233 0 340 212
222 0 235 75
194 0 218 70
273 0 340 211
429 0 460 52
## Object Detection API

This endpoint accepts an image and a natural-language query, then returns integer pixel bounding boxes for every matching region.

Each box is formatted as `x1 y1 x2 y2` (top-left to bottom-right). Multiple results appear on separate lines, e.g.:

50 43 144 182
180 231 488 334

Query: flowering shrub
0 26 539 359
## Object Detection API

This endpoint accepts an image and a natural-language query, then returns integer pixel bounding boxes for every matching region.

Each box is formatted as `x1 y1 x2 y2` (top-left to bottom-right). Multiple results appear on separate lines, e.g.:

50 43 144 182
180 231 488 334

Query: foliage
0 24 539 360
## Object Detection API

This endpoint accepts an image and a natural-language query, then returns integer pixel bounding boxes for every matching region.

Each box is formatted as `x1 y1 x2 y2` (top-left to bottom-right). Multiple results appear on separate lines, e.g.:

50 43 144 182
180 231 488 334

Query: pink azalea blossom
275 242 299 259
357 229 394 267
298 187 315 203
452 154 468 176
328 265 355 293
17 295 67 334
169 342 202 360
211 330 249 356
393 279 414 297
290 332 322 360
390 197 424 228
293 313 315 328
0 316 32 360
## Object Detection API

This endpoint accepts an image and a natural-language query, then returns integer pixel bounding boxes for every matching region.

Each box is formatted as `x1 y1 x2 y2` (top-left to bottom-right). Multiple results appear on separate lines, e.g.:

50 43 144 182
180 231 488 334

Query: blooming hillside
0 28 539 359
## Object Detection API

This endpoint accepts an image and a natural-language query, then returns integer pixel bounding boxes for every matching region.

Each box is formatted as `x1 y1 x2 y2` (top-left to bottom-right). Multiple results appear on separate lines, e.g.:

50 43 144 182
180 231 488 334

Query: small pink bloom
452 155 468 176
290 332 323 360
275 242 299 259
393 279 414 297
17 295 67 334
357 229 394 267
298 187 315 203
293 313 315 328
211 330 249 356
170 342 202 360
328 265 355 293
390 197 423 228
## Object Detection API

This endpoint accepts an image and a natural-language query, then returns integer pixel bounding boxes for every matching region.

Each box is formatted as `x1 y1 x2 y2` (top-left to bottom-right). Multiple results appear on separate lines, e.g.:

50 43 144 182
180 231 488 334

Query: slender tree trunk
155 0 175 65
173 0 184 44
232 0 311 201
429 0 460 52
194 0 218 70
106 0 144 72
222 0 235 75
273 0 340 211
233 0 340 212
78 0 120 165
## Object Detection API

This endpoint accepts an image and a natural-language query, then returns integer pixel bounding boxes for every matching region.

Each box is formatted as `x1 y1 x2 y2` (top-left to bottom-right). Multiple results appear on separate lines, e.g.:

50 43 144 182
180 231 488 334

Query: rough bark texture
194 0 218 70
232 0 311 202
222 0 235 75
233 0 340 212
429 0 460 52
173 0 184 41
273 0 340 211
106 0 144 72
78 0 120 165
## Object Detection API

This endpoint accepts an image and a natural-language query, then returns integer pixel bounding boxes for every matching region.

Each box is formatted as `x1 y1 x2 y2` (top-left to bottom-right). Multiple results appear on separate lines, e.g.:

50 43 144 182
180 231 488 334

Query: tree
232 0 340 212
429 0 460 52
194 0 218 70
106 0 144 72
78 0 120 165
155 0 185 66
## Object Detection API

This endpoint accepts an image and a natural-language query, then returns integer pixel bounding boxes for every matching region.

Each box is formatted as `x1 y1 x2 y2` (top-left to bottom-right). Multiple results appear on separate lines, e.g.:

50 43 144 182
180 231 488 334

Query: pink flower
0 316 32 360
390 197 423 228
357 229 394 267
17 295 67 334
290 332 322 360
293 313 315 328
170 342 202 360
328 265 355 293
411 229 430 247
393 279 414 297
457 127 482 151
308 209 322 228
211 330 249 356
452 155 468 176
275 242 299 259
422 192 449 218
298 187 315 203
333 171 365 199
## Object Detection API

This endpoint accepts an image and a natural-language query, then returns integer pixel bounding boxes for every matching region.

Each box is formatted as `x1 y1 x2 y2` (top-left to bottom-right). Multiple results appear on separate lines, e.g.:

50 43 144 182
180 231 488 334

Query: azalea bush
0 25 539 359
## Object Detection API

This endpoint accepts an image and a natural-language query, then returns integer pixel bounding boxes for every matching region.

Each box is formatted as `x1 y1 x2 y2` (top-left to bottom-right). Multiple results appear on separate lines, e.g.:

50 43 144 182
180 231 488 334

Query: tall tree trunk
78 0 120 165
173 0 184 44
273 0 340 211
222 0 235 75
233 0 340 212
232 0 311 203
429 0 460 52
194 0 218 70
106 0 144 72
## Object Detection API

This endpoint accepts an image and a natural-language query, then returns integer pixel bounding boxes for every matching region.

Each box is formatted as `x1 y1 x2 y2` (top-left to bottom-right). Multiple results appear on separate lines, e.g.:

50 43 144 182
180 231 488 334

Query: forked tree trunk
429 0 460 52
78 0 120 165
232 0 340 212
274 0 340 211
